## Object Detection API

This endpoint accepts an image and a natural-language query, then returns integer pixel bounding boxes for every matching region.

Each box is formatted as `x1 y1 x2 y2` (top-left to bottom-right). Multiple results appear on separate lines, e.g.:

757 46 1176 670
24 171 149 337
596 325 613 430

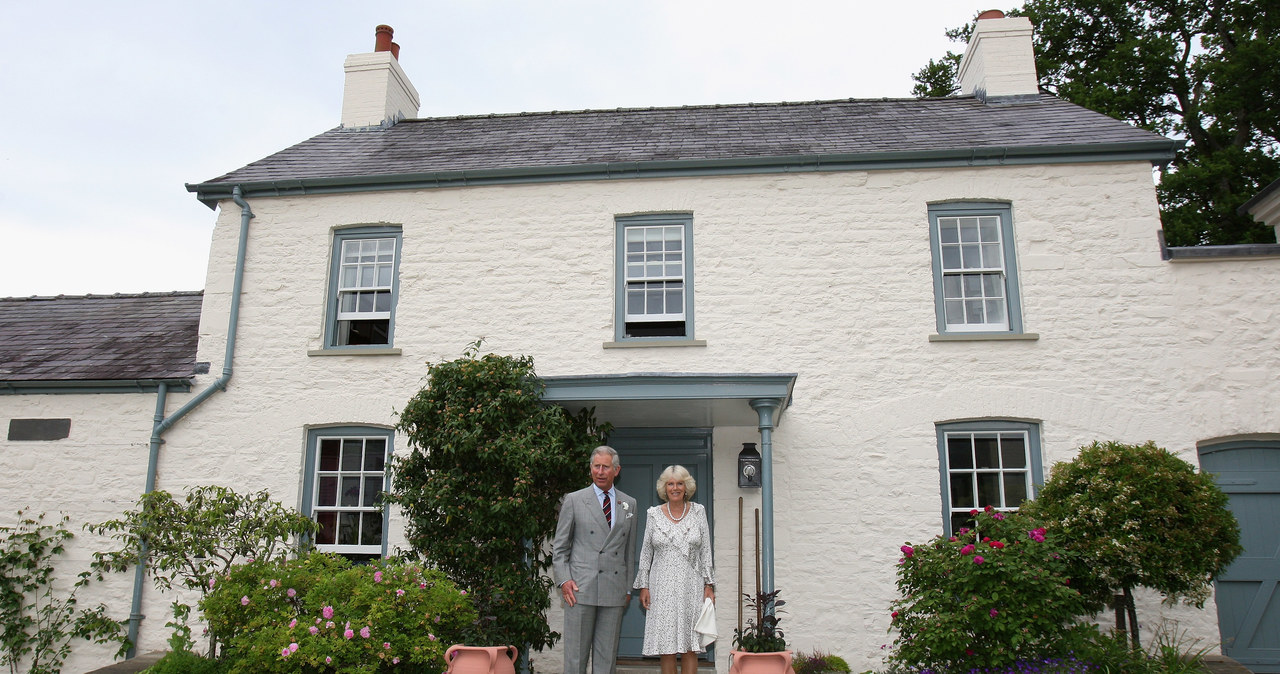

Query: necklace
665 501 690 522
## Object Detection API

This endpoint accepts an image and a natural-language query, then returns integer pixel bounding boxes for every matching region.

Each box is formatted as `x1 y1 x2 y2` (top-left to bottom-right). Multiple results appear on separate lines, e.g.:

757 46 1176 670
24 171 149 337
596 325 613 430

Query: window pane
961 244 982 268
944 300 965 324
982 243 1003 268
939 219 959 244
986 299 1005 324
1005 473 1028 505
962 274 984 297
965 299 984 323
319 440 341 471
947 437 974 468
942 275 962 299
941 245 961 270
1001 437 1027 468
357 292 375 312
665 262 682 277
959 218 980 242
951 513 975 534
361 512 383 546
340 293 357 312
341 440 363 470
646 289 664 314
982 274 1003 298
339 513 360 545
377 266 392 286
974 436 999 468
363 476 382 507
318 477 338 507
342 267 358 288
627 288 644 314
316 512 337 545
341 477 361 507
979 216 1000 242
374 292 391 313
977 473 1001 507
360 266 375 287
364 441 386 470
950 474 974 508
666 288 682 314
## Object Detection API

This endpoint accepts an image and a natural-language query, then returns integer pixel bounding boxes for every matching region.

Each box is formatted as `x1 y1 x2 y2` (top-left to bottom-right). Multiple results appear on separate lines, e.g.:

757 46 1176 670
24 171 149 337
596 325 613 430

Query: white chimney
957 10 1040 102
341 25 421 129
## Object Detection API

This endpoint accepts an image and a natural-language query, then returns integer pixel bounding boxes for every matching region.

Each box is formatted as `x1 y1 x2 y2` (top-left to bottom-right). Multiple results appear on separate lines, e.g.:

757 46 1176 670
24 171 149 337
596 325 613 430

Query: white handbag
694 597 718 647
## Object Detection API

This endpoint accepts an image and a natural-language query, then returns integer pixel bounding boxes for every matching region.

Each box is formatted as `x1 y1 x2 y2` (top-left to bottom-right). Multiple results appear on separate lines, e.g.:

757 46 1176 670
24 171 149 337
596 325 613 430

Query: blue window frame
326 226 403 348
937 420 1043 535
927 202 1024 335
301 426 393 559
615 214 694 341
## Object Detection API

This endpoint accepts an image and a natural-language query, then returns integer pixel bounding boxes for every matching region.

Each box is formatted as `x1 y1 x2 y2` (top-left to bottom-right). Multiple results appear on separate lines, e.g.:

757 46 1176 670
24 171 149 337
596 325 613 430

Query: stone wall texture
4 159 1277 673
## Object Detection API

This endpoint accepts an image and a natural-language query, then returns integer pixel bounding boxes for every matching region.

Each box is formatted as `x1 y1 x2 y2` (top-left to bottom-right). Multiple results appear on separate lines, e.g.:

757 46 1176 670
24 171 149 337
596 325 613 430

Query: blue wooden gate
1200 440 1280 673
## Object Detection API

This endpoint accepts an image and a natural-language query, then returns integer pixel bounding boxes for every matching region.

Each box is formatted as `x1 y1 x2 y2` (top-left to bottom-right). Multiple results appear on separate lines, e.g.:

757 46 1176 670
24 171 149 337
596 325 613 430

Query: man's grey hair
590 445 621 469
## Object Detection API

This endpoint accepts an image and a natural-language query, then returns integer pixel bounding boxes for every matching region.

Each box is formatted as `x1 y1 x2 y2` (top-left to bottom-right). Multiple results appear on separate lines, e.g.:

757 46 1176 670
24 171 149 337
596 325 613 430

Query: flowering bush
887 507 1092 672
200 553 475 673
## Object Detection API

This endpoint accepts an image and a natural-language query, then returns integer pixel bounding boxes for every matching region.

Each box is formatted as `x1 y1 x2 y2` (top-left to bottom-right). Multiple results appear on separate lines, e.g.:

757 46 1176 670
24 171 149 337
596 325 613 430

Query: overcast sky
0 0 1002 297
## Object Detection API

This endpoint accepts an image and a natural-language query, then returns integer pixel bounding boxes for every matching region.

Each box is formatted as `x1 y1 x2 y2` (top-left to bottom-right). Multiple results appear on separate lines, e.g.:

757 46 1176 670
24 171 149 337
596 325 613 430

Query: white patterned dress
633 501 714 655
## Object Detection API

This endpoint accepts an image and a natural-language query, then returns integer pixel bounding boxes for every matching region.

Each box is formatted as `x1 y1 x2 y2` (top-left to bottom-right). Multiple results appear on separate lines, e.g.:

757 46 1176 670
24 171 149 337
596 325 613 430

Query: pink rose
309 626 319 635
960 544 975 555
326 656 332 664
360 626 371 639
990 608 999 617
384 642 391 649
344 629 354 640
287 588 296 598
270 579 278 588
322 606 334 619
374 571 383 583
241 596 250 606
289 643 299 653
281 647 291 658
900 545 914 558
973 555 985 564
289 619 297 629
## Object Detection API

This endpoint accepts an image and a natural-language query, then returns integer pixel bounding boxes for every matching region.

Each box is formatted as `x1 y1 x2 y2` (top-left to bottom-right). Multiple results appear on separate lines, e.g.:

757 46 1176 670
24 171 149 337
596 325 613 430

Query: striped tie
603 492 612 527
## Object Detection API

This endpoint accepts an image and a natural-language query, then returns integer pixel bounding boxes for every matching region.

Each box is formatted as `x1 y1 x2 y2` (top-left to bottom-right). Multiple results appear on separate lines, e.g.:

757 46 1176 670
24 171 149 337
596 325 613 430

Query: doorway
610 428 714 661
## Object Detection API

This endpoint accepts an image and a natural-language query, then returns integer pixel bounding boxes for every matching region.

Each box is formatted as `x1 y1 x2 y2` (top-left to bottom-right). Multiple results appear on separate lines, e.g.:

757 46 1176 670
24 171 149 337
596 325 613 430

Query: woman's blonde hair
656 464 697 502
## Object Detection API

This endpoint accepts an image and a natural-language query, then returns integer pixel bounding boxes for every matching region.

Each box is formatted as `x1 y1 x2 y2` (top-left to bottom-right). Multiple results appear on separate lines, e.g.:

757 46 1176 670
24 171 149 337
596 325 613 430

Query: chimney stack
341 25 420 129
957 10 1040 102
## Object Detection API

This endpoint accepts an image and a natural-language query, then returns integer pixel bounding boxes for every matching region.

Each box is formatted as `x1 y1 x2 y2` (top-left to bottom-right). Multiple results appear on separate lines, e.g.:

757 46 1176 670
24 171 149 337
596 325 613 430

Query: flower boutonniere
621 502 632 518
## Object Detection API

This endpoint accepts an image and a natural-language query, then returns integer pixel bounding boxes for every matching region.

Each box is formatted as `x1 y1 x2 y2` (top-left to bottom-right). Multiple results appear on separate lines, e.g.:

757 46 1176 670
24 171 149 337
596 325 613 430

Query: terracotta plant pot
444 645 519 674
729 649 794 674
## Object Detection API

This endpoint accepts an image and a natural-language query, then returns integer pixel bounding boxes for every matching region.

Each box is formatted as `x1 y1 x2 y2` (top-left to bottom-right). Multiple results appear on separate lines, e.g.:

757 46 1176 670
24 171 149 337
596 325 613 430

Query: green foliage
1 510 128 674
793 651 851 674
386 345 608 651
200 554 474 673
1023 441 1242 642
911 1 1280 246
887 508 1092 672
142 649 230 674
732 589 787 653
89 485 318 655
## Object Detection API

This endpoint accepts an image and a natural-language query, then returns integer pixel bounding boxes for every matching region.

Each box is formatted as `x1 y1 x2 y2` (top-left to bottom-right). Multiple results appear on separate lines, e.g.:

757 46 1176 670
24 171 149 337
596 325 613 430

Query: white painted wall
7 158 1277 671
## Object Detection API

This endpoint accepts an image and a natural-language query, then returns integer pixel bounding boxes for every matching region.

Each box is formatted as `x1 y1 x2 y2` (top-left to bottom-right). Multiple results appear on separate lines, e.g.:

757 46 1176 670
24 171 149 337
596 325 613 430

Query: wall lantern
738 442 762 488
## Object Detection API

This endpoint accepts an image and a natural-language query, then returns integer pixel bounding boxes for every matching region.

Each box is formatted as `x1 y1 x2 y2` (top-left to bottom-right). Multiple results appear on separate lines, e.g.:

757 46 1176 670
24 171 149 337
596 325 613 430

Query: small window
302 427 392 560
928 203 1023 334
326 227 402 348
936 420 1043 535
615 214 694 340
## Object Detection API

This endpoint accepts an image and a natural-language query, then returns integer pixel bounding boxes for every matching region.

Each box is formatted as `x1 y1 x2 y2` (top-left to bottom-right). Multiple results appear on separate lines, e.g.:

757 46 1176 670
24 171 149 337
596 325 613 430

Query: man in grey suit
553 445 638 674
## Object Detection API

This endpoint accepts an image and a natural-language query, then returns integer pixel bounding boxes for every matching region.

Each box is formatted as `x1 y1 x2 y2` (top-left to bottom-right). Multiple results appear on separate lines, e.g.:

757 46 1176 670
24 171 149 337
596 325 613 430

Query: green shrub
143 649 229 674
793 651 851 674
887 507 1092 672
200 554 475 673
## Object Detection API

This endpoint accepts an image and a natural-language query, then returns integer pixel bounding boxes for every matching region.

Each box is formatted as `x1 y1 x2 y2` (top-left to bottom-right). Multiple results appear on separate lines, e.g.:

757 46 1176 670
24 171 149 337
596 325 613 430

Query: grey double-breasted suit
553 485 637 674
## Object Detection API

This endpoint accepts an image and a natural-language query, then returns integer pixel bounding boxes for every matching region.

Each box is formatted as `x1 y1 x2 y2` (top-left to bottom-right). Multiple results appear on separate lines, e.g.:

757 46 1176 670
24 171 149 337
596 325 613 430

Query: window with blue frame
615 214 694 340
927 203 1024 335
302 427 393 560
326 226 402 347
937 420 1043 535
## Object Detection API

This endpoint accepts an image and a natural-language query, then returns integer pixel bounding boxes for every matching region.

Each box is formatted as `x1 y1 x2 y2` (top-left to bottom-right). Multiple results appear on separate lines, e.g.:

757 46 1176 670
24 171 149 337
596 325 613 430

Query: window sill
929 333 1039 342
603 339 708 349
308 347 403 356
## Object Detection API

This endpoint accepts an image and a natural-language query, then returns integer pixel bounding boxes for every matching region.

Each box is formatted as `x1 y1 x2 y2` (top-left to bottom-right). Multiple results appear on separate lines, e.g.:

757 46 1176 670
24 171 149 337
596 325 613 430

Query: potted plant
730 589 792 674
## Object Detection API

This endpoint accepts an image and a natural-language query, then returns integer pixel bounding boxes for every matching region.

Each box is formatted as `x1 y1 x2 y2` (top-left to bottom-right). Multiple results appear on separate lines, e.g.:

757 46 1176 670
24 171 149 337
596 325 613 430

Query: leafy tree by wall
1023 440 1242 647
912 0 1280 247
387 345 608 654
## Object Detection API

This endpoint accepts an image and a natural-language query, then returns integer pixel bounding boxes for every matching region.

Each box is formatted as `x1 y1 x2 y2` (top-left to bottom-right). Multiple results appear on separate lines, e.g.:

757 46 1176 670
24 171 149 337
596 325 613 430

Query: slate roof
0 292 203 384
191 94 1176 202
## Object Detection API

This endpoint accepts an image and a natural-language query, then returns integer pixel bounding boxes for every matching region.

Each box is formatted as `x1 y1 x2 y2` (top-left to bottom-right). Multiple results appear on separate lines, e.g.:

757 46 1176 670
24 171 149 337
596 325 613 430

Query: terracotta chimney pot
390 42 400 59
374 25 394 53
976 9 1006 19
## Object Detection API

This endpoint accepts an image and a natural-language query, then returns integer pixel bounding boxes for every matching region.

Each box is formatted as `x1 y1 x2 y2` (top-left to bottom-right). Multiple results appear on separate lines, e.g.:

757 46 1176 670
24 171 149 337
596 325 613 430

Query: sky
0 0 1003 297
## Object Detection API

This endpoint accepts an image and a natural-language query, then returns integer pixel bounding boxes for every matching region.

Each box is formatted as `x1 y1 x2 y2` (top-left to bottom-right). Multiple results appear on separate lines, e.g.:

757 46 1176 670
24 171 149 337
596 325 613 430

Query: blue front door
609 428 714 661
1201 440 1280 673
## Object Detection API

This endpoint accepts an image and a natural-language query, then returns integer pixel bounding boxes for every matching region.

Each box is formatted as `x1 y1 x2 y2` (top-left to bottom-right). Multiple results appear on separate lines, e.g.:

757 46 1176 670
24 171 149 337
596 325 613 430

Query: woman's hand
704 585 715 601
639 588 651 610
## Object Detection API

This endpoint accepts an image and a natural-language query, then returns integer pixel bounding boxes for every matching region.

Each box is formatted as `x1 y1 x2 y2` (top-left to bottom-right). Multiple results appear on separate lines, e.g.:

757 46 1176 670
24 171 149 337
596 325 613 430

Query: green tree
1023 441 1242 647
1 510 127 674
386 344 608 656
90 486 318 655
912 1 1280 246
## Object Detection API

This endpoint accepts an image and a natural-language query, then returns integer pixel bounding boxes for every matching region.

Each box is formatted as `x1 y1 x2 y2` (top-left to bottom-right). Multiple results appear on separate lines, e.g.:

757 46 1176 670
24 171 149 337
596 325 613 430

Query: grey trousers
562 603 625 674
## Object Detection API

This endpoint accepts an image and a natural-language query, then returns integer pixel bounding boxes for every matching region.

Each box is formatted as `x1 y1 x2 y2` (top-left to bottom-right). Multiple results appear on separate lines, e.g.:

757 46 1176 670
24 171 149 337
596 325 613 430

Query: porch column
749 397 783 594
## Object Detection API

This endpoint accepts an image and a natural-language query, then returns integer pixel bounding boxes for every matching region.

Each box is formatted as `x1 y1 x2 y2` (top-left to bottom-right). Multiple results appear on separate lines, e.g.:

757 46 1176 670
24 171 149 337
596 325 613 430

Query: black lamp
738 442 762 488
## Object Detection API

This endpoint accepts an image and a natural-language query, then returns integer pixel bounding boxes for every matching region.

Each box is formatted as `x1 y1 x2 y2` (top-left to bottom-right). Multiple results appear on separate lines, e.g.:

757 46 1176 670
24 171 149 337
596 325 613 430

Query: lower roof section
540 372 797 428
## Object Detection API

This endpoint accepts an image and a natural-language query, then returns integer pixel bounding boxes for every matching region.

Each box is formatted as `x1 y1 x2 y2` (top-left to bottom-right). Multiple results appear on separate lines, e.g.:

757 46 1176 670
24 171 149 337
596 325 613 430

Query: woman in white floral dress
634 465 715 674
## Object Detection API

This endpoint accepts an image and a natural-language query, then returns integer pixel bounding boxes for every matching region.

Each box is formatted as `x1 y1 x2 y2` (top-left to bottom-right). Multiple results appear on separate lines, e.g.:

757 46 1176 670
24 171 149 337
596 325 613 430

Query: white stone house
4 13 1280 674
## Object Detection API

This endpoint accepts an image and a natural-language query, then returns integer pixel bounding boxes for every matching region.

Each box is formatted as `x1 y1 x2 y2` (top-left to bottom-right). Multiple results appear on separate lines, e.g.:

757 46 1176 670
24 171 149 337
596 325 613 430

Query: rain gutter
125 186 253 657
